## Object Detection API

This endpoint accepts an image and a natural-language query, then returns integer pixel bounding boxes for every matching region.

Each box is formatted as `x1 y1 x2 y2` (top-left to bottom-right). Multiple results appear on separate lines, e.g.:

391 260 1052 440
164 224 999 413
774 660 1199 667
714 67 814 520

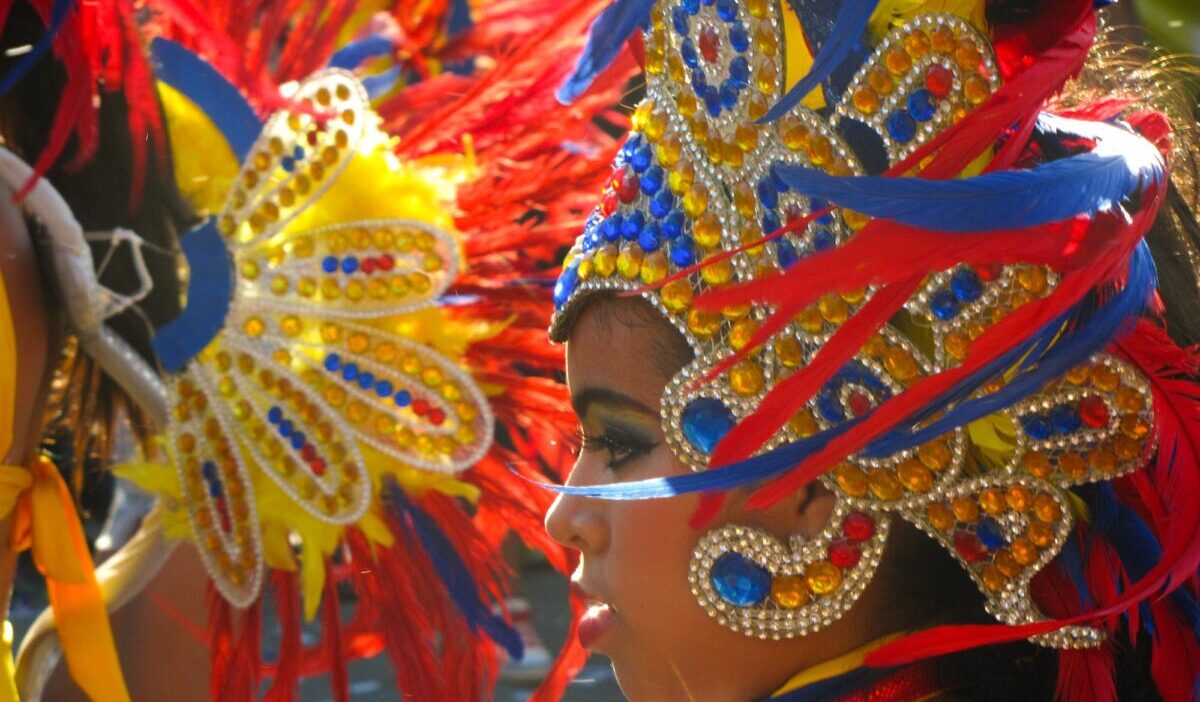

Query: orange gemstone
927 502 957 531
789 409 819 438
885 47 912 75
951 496 980 523
868 469 905 501
1091 365 1120 392
897 459 934 493
1115 387 1145 413
1088 445 1118 474
834 463 870 497
868 66 895 95
852 86 880 115
771 575 808 608
1027 522 1055 548
1010 538 1039 566
994 549 1023 578
1006 486 1033 512
1059 452 1087 479
918 440 952 471
1033 494 1062 523
979 488 1007 515
805 561 843 596
980 564 1007 592
1113 435 1142 460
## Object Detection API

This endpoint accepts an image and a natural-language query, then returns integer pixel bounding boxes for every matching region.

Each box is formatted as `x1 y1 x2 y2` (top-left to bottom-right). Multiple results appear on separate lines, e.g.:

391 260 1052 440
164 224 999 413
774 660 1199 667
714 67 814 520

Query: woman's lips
577 602 616 649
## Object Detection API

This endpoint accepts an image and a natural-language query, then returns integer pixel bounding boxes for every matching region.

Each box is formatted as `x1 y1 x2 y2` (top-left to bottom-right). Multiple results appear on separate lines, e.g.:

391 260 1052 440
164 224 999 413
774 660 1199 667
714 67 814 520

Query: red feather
262 571 301 702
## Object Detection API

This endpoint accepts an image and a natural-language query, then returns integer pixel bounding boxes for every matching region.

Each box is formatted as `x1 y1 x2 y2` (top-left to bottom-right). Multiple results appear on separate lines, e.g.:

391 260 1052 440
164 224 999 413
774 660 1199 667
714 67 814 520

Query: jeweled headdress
549 0 1200 696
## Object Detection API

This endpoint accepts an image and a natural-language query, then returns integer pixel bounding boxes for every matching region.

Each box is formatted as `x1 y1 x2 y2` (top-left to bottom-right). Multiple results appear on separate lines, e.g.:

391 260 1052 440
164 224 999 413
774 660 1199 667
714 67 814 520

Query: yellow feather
868 0 988 38
155 83 241 215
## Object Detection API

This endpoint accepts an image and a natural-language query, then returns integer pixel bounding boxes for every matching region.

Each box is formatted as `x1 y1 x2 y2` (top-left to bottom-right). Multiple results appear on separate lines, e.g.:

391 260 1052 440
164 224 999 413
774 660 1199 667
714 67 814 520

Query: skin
546 298 912 702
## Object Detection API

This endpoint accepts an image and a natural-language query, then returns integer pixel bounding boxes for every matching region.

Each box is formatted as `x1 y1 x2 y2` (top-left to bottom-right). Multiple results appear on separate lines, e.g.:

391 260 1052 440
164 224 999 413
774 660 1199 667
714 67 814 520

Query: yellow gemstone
897 459 934 493
956 43 982 70
1064 364 1091 385
789 409 818 437
244 317 266 337
1033 494 1062 523
963 75 990 106
755 27 778 55
780 118 811 152
927 502 957 531
775 336 803 368
645 109 667 141
1088 445 1117 474
631 101 653 133
683 188 709 217
852 86 880 115
905 31 931 58
687 309 722 338
280 316 302 336
729 318 761 351
883 347 918 382
345 280 366 301
797 305 825 334
885 47 912 75
661 278 693 312
320 278 341 299
918 440 952 471
347 332 369 354
944 331 969 360
806 136 833 167
640 252 668 284
843 209 870 232
746 93 768 122
241 260 260 280
694 213 723 248
617 246 643 279
770 575 808 608
868 468 904 501
868 66 894 95
729 360 765 396
678 92 698 118
656 133 683 168
735 124 758 152
733 182 757 218
1115 387 1145 413
669 160 695 194
756 60 778 94
746 0 768 17
1059 452 1087 478
270 275 289 295
722 304 750 320
1015 265 1048 294
931 27 956 54
700 258 733 286
817 293 848 325
1091 365 1119 392
951 496 980 523
980 564 1007 592
690 116 710 148
804 561 843 596
591 245 617 278
833 463 869 497
980 488 1007 515
1007 486 1033 512
1120 415 1149 440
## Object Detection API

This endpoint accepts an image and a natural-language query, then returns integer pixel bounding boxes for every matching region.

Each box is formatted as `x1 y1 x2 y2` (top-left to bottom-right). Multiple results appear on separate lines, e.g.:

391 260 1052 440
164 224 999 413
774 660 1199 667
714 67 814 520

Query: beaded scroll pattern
170 70 494 606
549 2 1153 646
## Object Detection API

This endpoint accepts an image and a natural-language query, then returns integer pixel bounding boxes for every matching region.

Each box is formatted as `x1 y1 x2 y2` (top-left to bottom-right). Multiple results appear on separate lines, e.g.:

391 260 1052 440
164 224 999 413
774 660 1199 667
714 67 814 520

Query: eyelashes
574 426 660 471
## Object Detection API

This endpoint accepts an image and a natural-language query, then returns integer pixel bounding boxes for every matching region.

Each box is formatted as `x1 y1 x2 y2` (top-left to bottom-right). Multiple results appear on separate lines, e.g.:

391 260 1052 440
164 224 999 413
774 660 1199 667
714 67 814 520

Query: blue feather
382 481 524 659
557 0 654 104
0 0 70 98
760 0 879 123
328 36 395 70
773 114 1164 232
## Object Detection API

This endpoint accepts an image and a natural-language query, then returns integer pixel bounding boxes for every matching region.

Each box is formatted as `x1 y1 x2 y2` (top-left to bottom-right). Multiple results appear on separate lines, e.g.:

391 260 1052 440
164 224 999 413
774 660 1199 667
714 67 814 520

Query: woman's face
546 299 848 702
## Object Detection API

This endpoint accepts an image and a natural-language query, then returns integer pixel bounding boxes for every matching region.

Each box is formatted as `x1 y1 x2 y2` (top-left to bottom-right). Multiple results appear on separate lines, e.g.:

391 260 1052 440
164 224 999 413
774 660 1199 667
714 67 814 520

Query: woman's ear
726 483 838 542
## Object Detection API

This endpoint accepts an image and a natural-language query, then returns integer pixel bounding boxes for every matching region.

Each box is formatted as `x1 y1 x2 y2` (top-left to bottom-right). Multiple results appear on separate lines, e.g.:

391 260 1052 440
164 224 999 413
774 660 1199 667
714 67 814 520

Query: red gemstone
300 444 317 461
412 399 429 416
429 409 446 426
378 254 395 271
974 263 1002 282
600 189 618 216
361 258 377 274
310 458 326 476
699 27 720 63
829 540 862 569
842 512 876 542
1079 396 1110 428
215 499 231 532
847 390 873 417
784 203 804 223
953 531 986 563
925 65 954 99
616 169 640 203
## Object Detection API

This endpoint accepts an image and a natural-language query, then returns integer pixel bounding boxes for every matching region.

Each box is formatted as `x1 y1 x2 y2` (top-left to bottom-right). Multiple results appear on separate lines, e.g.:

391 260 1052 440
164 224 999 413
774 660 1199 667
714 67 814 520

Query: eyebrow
571 387 658 419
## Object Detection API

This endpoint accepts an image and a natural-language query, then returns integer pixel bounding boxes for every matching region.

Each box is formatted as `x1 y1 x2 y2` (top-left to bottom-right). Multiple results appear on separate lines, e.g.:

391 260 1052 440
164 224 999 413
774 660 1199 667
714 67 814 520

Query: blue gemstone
621 134 641 160
358 371 375 389
710 552 770 607
886 111 917 143
650 190 675 219
376 380 394 397
281 156 295 173
291 432 306 450
929 290 960 320
681 39 699 68
208 480 223 498
670 238 697 267
817 388 846 423
324 354 341 371
703 86 721 116
662 211 685 239
776 239 798 269
394 390 412 407
729 23 749 52
267 406 283 424
1050 404 1082 434
672 6 689 34
322 256 339 273
812 199 835 225
553 261 580 308
761 213 781 235
757 179 778 209
293 146 305 161
908 88 937 122
813 227 836 251
716 0 737 21
202 461 218 481
719 81 739 110
682 0 699 14
638 222 662 252
341 257 359 274
729 56 749 85
681 397 735 454
976 518 1006 550
691 66 708 92
1022 414 1054 441
342 363 359 381
641 166 664 196
278 420 294 437
581 233 599 252
600 215 623 242
622 211 645 240
631 145 653 173
950 268 983 302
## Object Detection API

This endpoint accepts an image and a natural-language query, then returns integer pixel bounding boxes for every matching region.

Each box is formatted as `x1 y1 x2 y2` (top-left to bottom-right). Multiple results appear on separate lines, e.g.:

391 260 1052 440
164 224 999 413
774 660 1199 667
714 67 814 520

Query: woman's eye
577 430 656 470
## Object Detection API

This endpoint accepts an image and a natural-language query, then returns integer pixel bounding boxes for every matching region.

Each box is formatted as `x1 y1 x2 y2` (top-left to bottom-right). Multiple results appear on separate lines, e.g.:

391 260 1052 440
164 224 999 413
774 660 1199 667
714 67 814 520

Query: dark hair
0 2 195 479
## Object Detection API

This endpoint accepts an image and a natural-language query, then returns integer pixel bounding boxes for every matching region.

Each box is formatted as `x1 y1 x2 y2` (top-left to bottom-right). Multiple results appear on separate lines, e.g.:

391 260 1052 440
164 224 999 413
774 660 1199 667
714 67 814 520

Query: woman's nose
545 489 609 555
